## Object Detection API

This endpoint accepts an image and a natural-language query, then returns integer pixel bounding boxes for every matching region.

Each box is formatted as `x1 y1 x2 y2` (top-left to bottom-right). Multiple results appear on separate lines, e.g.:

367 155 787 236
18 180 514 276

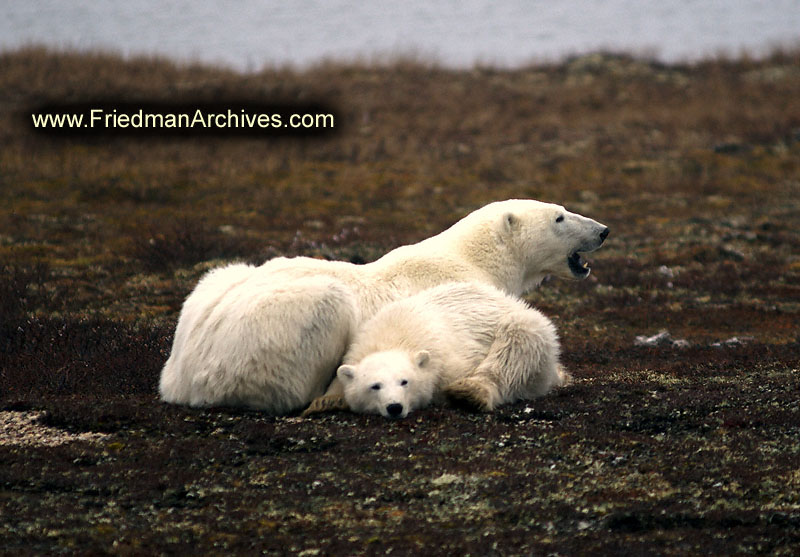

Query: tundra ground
1 47 799 555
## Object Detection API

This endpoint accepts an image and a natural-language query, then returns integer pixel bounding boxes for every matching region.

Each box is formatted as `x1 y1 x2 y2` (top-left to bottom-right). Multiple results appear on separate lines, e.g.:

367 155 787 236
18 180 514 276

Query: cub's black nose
600 227 610 241
386 403 404 418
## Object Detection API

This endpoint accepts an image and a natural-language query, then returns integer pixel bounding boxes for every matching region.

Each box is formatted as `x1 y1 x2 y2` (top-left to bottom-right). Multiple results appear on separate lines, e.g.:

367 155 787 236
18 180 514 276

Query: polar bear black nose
386 403 404 417
600 227 610 242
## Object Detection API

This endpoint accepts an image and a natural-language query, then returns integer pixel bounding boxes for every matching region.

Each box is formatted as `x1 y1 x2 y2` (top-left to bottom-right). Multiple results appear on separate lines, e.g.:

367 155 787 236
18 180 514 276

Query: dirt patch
1 47 799 555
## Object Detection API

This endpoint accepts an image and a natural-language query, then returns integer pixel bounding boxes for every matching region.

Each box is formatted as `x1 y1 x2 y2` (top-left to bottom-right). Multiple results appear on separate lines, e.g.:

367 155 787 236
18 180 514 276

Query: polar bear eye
400 379 408 387
370 383 381 391
556 215 565 223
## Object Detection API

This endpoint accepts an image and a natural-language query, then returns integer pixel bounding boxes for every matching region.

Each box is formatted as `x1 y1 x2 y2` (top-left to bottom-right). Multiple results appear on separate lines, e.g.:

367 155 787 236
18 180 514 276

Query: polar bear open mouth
568 251 591 277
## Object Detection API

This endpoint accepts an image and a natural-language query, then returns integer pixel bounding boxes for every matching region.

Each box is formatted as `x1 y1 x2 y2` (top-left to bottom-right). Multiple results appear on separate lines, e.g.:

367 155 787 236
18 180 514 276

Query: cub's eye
370 383 381 391
400 379 408 387
556 215 565 223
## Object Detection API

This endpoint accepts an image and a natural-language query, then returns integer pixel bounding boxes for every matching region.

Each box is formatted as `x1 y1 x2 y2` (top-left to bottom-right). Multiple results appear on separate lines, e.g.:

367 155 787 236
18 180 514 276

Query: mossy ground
1 47 799 555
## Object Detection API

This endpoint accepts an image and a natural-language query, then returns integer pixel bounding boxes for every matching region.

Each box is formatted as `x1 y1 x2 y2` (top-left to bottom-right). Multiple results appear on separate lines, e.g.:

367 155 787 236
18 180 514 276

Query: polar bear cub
336 282 567 418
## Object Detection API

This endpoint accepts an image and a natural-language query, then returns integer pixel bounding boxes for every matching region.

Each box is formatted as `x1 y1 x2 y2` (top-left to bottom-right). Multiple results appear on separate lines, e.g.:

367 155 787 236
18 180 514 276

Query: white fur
337 350 435 419
159 199 607 413
338 282 566 418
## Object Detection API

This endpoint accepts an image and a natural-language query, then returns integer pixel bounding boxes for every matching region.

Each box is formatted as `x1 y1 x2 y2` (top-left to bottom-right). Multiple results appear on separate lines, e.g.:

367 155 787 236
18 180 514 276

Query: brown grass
1 46 799 555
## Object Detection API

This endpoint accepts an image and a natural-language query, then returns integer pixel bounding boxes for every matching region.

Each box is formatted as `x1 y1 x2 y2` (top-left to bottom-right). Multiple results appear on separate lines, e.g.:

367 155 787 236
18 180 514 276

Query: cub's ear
337 364 356 382
414 350 430 368
502 212 518 232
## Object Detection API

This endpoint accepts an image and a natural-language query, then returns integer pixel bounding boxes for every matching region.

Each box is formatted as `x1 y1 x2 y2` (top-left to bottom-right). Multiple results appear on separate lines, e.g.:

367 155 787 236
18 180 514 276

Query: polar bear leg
235 277 359 413
444 377 500 412
445 313 562 411
160 263 256 404
167 275 358 413
301 377 350 416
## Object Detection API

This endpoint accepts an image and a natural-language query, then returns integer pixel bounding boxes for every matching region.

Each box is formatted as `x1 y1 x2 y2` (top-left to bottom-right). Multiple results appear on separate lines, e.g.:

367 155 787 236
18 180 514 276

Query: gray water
3 0 799 71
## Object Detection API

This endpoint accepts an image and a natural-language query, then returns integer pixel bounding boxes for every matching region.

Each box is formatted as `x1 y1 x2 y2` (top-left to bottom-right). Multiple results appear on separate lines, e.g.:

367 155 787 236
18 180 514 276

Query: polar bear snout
385 403 405 419
565 219 608 279
582 222 609 251
588 224 610 251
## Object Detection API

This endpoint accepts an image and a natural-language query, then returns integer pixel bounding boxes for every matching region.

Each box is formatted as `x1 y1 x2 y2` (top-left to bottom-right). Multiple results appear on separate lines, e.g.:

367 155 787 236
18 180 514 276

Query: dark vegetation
1 46 799 555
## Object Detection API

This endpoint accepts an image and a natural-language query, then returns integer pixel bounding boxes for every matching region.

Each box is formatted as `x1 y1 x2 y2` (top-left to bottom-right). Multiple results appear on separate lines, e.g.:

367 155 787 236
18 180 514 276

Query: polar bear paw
444 378 497 412
301 394 350 417
556 364 573 387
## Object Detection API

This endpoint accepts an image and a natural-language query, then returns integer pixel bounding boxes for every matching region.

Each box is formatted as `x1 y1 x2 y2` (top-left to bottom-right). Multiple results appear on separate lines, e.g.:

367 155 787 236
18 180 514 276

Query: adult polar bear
159 199 608 414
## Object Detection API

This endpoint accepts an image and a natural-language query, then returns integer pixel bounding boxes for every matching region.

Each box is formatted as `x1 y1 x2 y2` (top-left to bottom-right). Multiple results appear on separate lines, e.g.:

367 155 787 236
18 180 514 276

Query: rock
657 265 674 279
718 245 745 261
711 336 755 348
634 330 690 348
714 142 751 154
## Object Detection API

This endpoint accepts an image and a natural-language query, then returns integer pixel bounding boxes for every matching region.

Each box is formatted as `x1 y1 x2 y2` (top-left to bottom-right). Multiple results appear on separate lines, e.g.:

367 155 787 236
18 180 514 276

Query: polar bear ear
414 350 430 368
502 212 518 232
337 364 356 382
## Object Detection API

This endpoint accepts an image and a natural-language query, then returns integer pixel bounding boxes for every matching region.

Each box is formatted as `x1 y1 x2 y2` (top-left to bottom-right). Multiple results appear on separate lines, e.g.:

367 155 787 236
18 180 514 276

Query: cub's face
501 200 609 284
338 350 434 419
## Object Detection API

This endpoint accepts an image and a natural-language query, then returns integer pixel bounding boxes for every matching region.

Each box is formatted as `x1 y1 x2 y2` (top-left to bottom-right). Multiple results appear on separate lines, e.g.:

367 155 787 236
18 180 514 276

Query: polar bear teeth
568 251 590 275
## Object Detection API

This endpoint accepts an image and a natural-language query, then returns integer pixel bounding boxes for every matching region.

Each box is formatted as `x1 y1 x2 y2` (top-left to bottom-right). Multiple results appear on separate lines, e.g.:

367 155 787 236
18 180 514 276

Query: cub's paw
444 379 494 412
301 395 349 417
557 364 573 387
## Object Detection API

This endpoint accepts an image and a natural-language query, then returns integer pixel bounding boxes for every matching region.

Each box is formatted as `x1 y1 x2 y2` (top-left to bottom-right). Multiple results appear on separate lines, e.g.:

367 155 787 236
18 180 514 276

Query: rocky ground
1 47 799 555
